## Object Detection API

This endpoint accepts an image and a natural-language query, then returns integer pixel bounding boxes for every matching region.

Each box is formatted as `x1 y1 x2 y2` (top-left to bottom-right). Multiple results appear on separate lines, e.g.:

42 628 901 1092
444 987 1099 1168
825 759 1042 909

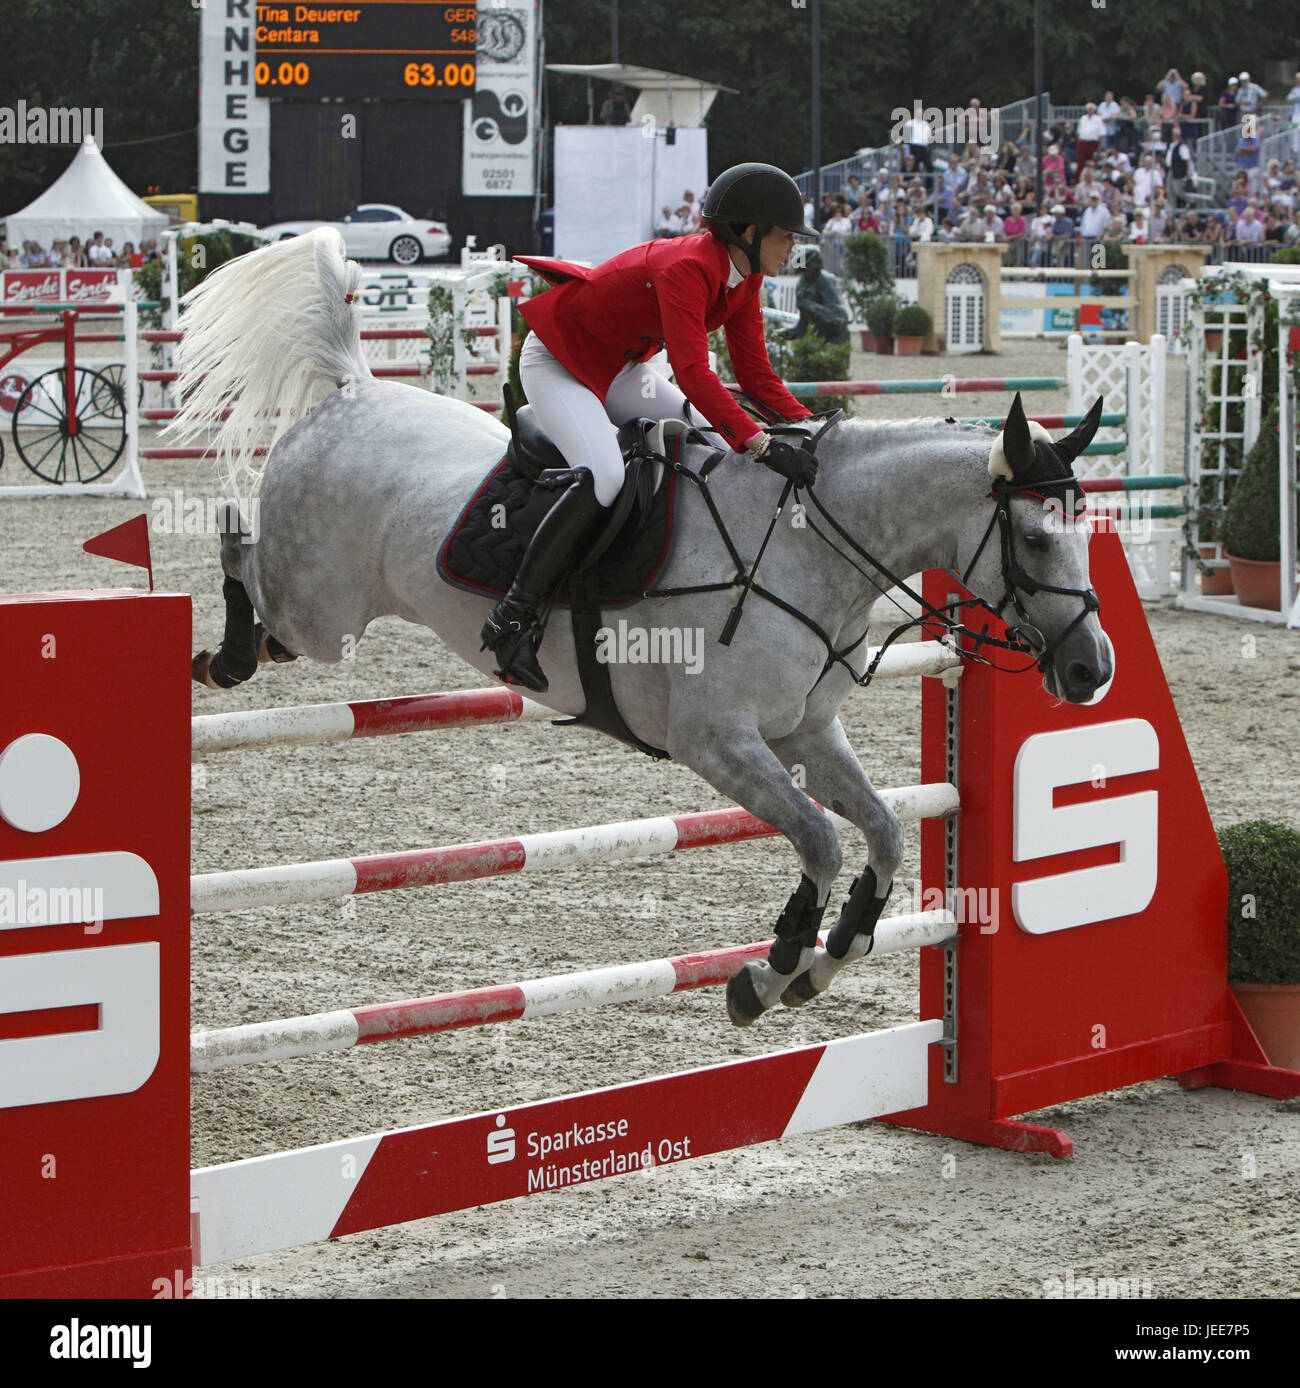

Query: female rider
480 161 819 693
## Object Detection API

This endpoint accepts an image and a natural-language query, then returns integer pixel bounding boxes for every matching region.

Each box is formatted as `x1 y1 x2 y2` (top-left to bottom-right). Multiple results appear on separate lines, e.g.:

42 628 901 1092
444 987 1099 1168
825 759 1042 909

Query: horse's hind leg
766 718 906 1007
192 506 297 689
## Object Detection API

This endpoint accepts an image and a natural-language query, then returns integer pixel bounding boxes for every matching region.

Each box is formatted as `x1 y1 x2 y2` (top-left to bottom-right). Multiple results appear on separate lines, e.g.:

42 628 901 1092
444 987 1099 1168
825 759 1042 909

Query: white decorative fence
1068 332 1174 599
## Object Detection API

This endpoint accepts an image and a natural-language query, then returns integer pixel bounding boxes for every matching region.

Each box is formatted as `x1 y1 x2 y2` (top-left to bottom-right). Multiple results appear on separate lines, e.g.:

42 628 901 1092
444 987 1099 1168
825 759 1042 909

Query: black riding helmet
701 163 812 275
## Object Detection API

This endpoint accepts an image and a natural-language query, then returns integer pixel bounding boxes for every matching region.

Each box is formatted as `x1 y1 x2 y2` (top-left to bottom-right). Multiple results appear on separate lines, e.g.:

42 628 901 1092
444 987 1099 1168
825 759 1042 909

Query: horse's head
957 394 1113 704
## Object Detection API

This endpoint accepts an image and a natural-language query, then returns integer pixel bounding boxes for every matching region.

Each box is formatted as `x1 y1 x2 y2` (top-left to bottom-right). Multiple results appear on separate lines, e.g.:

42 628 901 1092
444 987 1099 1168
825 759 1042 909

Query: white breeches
518 332 726 507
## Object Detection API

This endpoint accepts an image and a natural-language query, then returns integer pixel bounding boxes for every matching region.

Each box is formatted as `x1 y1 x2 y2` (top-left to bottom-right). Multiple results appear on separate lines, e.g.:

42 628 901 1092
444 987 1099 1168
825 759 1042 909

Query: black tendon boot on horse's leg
781 867 892 1006
480 469 607 693
193 504 293 689
726 874 826 1027
192 574 261 689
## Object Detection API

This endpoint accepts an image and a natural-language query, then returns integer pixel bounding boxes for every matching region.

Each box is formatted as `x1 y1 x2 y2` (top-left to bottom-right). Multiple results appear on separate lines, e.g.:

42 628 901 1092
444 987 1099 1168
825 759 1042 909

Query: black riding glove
752 434 817 488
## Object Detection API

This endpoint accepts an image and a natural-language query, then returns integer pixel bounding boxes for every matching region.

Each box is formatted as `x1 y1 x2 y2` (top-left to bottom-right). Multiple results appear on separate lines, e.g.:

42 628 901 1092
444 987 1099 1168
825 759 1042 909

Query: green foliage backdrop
0 0 200 210
542 0 1295 180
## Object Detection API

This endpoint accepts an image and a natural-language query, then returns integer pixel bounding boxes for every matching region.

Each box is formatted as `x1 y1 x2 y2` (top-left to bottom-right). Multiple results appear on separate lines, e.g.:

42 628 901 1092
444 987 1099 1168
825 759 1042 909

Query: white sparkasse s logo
0 944 160 1109
486 1113 515 1164
1013 719 1158 934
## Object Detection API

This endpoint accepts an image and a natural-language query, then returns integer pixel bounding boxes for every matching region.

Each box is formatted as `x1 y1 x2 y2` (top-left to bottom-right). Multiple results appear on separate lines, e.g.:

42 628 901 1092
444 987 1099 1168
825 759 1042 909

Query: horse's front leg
667 711 843 1027
767 717 904 1007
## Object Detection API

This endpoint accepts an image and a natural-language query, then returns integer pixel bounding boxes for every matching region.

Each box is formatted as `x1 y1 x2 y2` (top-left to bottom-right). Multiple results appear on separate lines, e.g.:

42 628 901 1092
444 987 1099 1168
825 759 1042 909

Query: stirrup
480 596 548 692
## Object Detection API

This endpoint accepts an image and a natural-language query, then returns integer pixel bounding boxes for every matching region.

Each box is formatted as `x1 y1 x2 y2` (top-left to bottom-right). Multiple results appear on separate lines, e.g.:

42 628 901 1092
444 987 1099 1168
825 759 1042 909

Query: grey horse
173 230 1111 1026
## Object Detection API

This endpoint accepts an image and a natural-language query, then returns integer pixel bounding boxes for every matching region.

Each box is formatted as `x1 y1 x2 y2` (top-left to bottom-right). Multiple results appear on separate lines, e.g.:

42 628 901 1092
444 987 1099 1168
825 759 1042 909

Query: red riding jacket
516 232 812 449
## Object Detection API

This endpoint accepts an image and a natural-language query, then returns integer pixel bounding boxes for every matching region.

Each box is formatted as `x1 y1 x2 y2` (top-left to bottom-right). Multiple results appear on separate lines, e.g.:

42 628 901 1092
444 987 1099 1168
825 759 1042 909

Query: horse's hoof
254 623 297 664
725 965 766 1028
780 970 823 1008
192 650 222 690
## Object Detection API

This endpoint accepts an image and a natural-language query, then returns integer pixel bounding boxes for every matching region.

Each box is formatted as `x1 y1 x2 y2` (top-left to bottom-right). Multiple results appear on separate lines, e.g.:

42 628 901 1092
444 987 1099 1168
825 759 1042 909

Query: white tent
4 138 168 250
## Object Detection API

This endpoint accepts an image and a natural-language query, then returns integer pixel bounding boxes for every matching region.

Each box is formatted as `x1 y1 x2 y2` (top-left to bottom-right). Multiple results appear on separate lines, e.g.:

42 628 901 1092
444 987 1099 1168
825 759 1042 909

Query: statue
782 250 850 344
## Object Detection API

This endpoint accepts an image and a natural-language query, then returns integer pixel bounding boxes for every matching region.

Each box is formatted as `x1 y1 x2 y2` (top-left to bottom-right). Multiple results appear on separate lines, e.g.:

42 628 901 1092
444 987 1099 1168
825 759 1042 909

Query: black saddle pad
437 455 677 608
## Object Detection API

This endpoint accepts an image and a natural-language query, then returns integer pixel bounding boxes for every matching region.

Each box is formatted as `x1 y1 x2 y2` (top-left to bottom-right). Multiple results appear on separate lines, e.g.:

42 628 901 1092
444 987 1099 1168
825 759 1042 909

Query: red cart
0 303 128 483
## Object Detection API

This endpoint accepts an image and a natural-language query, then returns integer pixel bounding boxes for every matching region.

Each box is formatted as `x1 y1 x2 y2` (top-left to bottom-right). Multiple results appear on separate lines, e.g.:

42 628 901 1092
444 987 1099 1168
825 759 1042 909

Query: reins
641 414 1100 688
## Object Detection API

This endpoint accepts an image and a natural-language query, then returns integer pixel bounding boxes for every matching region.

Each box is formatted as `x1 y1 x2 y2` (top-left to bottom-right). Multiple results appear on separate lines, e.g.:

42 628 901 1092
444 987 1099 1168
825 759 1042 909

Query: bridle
950 473 1101 677
646 409 1102 690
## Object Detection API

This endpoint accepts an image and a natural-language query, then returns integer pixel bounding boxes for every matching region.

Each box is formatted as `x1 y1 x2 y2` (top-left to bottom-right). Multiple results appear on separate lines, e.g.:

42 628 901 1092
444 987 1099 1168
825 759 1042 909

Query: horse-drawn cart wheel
11 365 126 484
89 362 143 414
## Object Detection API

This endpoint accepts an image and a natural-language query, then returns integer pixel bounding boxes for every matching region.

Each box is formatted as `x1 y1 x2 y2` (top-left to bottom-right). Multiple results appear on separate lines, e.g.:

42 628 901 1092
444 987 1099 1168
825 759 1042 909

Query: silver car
258 204 452 265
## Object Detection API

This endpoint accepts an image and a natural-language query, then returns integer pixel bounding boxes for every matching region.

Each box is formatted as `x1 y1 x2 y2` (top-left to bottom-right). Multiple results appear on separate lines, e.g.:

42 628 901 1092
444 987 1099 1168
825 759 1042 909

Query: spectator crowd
1 232 159 272
654 191 703 238
808 69 1300 274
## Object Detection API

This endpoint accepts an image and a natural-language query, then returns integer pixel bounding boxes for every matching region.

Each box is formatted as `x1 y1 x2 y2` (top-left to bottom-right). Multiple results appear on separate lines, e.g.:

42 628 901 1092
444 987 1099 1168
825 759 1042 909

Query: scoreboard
255 2 477 100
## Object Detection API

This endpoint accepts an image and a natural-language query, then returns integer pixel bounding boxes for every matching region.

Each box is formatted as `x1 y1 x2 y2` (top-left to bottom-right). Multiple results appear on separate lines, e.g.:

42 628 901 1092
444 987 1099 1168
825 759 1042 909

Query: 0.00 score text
404 61 476 88
255 60 311 87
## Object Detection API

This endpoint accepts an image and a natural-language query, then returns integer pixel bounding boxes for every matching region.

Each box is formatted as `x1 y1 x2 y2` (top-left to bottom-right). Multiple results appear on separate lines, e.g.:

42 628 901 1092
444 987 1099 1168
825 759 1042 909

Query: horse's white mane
829 413 1054 480
836 415 992 435
163 227 371 498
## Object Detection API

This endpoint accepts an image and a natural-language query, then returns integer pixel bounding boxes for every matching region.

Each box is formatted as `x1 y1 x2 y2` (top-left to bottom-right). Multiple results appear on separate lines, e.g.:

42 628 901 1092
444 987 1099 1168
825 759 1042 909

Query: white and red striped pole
188 782 959 914
190 908 957 1071
190 646 962 757
192 687 551 756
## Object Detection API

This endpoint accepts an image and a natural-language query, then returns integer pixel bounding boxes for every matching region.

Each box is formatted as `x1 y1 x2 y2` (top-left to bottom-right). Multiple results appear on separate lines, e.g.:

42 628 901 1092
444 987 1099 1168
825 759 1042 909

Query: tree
0 0 199 211
539 0 1293 181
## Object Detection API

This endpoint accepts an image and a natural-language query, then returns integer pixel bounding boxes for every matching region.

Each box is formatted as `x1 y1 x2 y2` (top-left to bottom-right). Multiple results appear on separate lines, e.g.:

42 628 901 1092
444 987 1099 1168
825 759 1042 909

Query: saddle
437 402 679 605
437 393 702 758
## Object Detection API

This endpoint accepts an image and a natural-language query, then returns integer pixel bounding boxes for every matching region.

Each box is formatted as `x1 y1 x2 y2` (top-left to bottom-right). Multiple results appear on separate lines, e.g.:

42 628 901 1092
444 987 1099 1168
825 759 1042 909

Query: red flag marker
82 515 153 590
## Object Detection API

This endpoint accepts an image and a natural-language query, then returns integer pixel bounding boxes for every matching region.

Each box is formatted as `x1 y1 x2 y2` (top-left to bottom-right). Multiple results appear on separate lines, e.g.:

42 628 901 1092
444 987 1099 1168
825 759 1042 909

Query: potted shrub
866 295 898 356
1220 401 1283 609
841 232 893 349
1220 820 1300 1069
893 302 932 356
1195 478 1234 596
768 328 852 416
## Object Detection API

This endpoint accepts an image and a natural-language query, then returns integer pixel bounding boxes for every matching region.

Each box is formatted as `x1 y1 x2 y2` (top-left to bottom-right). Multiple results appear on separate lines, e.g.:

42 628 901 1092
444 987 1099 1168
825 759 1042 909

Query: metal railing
993 95 1047 146
1194 111 1290 200
1052 105 1214 143
800 95 1300 213
816 232 916 280
813 224 1296 281
796 92 1049 200
1221 242 1287 264
1257 125 1300 177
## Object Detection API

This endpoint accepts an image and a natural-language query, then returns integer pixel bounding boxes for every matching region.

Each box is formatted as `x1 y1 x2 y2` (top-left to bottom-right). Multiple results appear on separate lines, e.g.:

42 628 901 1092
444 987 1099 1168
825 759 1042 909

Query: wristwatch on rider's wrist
744 431 771 458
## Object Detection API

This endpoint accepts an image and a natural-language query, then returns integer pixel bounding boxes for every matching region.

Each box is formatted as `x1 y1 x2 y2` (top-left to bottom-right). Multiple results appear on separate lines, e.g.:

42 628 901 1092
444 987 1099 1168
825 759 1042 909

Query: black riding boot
480 470 608 692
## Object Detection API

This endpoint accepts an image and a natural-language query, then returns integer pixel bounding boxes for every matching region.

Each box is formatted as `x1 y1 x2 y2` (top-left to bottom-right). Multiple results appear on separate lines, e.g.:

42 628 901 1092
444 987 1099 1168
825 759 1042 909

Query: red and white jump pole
190 909 958 1072
189 644 962 757
187 784 958 914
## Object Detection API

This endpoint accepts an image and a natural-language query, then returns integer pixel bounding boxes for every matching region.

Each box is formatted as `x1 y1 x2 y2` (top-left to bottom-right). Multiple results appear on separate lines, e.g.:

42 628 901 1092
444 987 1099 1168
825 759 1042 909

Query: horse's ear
998 392 1035 479
1055 396 1104 464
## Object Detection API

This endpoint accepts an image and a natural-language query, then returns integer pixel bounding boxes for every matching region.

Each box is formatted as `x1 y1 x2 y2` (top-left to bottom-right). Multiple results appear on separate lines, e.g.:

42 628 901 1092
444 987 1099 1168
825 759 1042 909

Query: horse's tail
163 227 371 497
